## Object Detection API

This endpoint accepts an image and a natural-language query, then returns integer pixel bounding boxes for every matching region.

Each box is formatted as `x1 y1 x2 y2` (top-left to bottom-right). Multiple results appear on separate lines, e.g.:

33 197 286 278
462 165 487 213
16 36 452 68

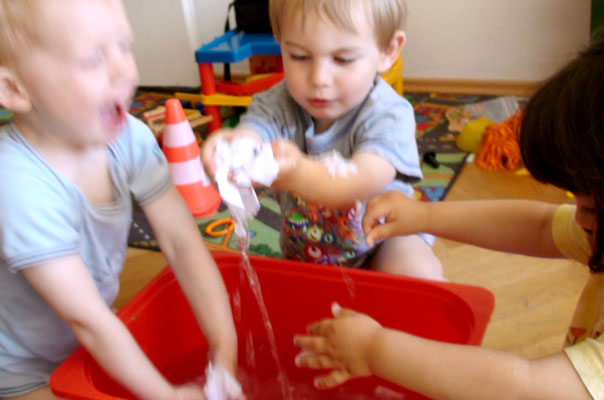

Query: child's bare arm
295 304 591 400
271 143 396 208
363 190 563 258
22 255 194 400
142 185 239 375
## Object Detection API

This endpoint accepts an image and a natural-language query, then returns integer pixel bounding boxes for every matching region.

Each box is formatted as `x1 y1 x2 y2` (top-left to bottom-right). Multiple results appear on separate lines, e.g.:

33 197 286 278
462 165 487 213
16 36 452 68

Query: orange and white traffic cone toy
162 98 221 217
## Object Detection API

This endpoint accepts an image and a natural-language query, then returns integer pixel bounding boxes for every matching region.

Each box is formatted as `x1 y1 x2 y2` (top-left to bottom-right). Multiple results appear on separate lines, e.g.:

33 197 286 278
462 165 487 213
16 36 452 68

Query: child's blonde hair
0 0 41 66
0 0 123 67
269 0 407 51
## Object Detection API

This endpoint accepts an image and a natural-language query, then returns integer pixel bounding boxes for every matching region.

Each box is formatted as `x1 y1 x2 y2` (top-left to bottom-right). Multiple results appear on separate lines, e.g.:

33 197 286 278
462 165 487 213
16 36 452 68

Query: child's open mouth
101 103 126 130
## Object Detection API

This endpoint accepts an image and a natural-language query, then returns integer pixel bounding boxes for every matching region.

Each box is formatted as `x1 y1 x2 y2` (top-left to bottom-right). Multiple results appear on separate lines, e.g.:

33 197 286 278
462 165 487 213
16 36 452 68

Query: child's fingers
332 303 361 319
295 351 338 370
362 202 392 243
365 222 399 247
305 318 338 337
200 143 217 177
293 334 328 353
314 369 351 390
361 208 385 234
204 161 217 180
200 129 233 177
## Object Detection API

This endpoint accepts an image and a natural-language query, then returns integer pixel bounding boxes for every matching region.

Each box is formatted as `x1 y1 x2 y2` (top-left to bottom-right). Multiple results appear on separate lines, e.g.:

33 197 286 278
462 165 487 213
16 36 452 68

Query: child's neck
15 116 99 154
313 118 334 133
15 116 115 205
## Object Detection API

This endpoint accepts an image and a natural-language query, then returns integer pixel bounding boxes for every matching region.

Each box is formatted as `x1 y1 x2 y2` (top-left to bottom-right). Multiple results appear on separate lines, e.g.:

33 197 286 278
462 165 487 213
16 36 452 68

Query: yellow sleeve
552 204 592 265
565 335 604 399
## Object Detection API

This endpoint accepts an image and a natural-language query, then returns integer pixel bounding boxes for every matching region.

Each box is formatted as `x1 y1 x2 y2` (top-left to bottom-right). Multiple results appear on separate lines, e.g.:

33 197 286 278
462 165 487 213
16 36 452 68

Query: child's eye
118 38 133 54
581 206 596 215
79 50 104 69
334 57 354 65
289 53 309 61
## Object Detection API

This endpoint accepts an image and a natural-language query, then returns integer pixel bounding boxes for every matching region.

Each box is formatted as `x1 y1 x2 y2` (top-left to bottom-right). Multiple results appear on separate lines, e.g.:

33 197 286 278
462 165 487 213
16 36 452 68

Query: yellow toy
456 117 493 153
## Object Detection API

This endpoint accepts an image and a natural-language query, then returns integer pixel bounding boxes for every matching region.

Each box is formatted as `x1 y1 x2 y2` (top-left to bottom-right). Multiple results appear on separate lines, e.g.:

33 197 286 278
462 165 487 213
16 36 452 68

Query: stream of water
236 229 294 400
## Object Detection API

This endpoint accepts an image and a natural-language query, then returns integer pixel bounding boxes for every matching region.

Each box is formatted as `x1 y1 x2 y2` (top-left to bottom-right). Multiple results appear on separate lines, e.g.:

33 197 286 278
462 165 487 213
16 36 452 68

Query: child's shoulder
0 138 63 210
356 78 414 124
0 124 41 173
253 80 294 106
367 77 412 108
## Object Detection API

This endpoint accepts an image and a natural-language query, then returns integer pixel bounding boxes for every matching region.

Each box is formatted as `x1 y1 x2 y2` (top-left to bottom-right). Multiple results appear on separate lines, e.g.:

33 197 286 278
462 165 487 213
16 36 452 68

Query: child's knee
369 236 446 280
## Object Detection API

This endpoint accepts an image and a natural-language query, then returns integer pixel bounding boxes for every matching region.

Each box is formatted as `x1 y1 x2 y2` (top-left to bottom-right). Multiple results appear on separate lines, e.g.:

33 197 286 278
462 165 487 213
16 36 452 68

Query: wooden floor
117 161 589 360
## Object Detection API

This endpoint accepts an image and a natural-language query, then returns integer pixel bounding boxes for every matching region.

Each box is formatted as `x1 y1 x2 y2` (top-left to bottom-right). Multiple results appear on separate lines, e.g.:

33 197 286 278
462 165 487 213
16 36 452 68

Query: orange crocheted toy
476 110 523 171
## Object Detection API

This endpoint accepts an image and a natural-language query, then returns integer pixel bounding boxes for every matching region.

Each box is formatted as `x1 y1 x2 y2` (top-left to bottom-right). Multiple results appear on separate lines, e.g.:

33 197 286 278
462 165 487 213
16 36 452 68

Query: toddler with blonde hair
203 0 444 280
0 1 241 398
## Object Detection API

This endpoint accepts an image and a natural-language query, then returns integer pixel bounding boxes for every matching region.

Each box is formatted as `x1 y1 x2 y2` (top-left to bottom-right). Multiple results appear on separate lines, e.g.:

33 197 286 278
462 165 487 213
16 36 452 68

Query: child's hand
293 303 382 389
200 128 262 179
211 346 239 386
362 190 428 247
200 128 240 179
270 139 303 190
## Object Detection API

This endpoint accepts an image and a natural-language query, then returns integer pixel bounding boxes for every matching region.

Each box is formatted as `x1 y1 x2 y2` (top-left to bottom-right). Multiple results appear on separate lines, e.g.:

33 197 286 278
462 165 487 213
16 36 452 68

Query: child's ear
377 30 406 74
0 66 31 113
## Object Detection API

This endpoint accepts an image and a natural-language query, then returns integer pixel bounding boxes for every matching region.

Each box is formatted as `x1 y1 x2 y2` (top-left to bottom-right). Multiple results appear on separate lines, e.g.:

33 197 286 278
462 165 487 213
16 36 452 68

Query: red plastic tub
50 252 494 399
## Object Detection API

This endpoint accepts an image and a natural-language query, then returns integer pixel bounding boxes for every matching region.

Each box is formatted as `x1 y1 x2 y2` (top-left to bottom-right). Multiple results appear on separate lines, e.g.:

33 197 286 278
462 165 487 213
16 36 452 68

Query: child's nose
310 60 331 87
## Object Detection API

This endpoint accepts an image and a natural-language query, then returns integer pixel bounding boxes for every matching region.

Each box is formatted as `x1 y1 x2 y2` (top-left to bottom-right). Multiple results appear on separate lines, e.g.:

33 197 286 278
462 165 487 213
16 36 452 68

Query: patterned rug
127 91 493 256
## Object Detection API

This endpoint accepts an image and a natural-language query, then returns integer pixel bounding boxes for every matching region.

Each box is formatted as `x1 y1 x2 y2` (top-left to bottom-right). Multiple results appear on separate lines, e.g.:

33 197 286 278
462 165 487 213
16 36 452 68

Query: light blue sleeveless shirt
0 115 171 395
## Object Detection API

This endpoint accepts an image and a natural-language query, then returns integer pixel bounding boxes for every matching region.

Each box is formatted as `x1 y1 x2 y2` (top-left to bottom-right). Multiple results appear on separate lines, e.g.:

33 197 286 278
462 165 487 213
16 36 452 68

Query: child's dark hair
520 39 604 272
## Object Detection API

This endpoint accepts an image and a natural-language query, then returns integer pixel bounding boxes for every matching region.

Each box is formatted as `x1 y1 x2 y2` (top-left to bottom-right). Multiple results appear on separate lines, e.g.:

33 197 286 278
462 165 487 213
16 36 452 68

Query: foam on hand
312 150 358 178
203 362 243 400
213 137 279 241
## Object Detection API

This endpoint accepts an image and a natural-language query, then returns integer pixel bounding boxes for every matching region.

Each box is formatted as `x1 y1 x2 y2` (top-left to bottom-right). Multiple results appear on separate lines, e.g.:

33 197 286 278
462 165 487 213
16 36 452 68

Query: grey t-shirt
0 115 171 395
239 78 425 267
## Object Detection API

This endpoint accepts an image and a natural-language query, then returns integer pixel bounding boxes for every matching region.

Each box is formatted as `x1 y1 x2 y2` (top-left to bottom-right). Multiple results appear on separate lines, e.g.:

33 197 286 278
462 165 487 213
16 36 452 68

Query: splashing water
232 289 241 323
236 225 294 400
338 264 356 298
245 331 256 370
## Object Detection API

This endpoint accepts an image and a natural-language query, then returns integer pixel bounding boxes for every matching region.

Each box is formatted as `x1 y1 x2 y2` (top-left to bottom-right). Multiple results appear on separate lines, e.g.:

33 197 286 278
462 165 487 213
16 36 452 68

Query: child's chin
308 110 340 126
102 115 126 134
307 105 346 120
96 125 123 144
106 127 123 142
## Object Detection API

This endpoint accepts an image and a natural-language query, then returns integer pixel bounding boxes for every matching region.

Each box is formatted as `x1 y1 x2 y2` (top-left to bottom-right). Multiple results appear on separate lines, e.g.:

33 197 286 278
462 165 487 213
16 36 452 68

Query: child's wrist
273 153 305 191
419 201 434 233
365 326 386 375
211 344 238 376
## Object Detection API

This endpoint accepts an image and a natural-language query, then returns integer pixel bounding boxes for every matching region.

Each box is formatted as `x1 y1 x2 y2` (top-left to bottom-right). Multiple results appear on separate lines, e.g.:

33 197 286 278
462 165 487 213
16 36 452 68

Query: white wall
123 0 233 86
122 0 199 86
124 0 591 87
403 0 591 81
